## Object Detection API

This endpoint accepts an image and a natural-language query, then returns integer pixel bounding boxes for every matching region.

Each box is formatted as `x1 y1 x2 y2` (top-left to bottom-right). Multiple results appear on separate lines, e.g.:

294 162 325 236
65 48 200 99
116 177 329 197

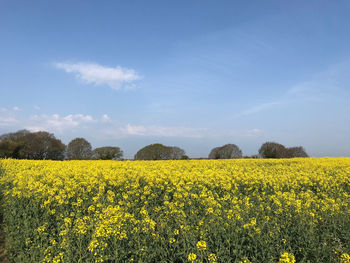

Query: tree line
0 130 308 160
0 130 122 160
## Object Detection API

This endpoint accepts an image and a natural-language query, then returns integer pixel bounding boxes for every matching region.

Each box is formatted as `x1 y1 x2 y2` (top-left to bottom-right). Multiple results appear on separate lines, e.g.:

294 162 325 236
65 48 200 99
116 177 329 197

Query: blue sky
1 0 350 158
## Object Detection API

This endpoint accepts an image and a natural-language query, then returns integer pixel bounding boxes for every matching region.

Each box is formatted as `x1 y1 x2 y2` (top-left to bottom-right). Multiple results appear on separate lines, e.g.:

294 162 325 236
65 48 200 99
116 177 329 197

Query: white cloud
33 105 41 110
12 106 20 111
26 114 94 132
54 61 140 90
102 114 111 122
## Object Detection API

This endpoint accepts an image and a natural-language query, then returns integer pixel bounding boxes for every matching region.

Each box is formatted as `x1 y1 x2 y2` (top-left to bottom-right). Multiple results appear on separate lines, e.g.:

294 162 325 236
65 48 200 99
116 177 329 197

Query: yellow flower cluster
0 158 349 262
196 240 207 251
279 252 296 263
341 253 350 263
188 252 197 261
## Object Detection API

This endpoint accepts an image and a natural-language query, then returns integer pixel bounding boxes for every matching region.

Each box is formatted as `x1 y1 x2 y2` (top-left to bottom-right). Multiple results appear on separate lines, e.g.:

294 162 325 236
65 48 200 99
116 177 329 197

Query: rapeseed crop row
0 158 349 262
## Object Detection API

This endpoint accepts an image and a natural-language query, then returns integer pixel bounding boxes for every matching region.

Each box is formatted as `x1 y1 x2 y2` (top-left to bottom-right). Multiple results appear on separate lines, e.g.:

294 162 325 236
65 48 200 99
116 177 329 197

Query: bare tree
208 144 242 159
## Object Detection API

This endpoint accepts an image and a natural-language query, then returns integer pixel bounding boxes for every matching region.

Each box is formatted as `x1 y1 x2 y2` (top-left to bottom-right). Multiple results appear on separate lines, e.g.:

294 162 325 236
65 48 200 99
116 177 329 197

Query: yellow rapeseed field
0 158 349 262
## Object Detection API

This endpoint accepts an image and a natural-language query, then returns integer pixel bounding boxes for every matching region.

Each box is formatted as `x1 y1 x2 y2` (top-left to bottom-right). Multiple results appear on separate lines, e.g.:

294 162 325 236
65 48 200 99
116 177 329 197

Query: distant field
0 158 349 262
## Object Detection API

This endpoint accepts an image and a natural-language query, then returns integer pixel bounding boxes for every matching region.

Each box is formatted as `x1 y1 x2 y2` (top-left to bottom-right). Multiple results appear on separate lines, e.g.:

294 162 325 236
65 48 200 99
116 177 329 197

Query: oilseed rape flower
188 253 197 261
0 158 349 262
208 253 217 262
341 253 350 263
196 240 207 250
239 257 251 263
279 252 296 263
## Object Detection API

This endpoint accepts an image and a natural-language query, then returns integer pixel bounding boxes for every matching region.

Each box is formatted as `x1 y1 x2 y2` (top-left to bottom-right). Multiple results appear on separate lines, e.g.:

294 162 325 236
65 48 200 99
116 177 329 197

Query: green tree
169 146 186 160
66 138 92 160
0 130 65 160
208 144 242 159
0 129 30 141
259 142 309 158
0 139 22 159
258 142 287 158
134 143 187 160
285 146 309 158
18 131 66 160
91 146 123 160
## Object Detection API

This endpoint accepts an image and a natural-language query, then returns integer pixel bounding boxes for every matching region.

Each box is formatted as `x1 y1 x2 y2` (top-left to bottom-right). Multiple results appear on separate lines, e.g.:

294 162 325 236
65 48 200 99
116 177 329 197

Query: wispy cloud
233 101 280 118
121 124 205 138
104 124 206 138
0 116 18 126
245 128 262 136
233 59 350 120
210 128 263 138
286 61 350 98
54 61 140 90
107 124 262 138
0 108 18 126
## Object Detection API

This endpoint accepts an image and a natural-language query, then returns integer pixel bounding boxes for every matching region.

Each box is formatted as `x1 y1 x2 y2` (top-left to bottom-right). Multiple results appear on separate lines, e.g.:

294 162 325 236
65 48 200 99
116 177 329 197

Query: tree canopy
208 144 243 159
285 146 309 158
0 130 310 160
91 146 123 160
66 138 92 160
134 143 187 160
259 142 309 158
0 139 22 159
258 142 287 158
0 130 66 160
